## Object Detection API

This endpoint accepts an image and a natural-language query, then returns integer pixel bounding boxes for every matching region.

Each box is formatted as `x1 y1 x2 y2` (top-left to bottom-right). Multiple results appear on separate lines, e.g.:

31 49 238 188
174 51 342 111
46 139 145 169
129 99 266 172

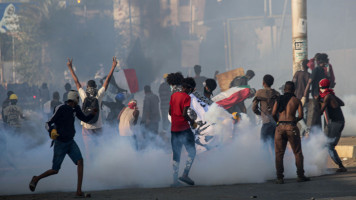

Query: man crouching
29 90 97 197
272 81 310 184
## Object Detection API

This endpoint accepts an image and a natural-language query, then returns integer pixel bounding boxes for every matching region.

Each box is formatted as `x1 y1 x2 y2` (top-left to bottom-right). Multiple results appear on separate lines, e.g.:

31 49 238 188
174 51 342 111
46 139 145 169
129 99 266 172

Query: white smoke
341 95 356 136
0 105 329 195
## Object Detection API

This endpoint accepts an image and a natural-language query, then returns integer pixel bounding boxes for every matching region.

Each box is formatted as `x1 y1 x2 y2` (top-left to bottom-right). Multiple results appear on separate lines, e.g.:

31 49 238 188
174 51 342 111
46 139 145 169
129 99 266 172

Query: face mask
86 87 98 97
170 85 173 91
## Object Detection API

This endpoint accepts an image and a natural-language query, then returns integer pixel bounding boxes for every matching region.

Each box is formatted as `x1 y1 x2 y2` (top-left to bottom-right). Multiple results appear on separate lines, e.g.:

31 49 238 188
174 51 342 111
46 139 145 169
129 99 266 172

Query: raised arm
102 57 118 91
66 58 82 90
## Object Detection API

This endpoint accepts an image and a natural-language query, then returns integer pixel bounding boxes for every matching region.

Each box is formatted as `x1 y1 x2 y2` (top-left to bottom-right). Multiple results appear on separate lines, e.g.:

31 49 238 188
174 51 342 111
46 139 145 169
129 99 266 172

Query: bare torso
273 96 303 122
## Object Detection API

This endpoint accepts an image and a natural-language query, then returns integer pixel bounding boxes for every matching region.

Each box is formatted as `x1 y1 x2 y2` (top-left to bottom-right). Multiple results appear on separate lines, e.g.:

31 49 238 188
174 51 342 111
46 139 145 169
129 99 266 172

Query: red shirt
169 92 191 132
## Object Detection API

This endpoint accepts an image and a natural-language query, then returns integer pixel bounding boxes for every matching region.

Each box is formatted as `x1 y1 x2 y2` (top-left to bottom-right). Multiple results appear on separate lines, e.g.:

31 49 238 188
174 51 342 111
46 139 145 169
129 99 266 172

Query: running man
29 90 97 197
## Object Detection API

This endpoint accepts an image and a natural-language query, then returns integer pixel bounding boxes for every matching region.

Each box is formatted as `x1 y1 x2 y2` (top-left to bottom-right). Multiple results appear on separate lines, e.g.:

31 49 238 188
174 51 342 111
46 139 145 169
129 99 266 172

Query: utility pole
291 0 307 75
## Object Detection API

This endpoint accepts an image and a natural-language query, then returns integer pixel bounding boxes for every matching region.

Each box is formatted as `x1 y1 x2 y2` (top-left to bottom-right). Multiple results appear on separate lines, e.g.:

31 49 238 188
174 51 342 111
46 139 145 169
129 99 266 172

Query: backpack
82 96 100 124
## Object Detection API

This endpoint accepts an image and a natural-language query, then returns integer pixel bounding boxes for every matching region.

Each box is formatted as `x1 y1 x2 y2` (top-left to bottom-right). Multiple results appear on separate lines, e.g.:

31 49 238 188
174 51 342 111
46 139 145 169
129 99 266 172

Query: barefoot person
169 77 197 186
29 90 97 197
272 81 310 184
319 78 347 172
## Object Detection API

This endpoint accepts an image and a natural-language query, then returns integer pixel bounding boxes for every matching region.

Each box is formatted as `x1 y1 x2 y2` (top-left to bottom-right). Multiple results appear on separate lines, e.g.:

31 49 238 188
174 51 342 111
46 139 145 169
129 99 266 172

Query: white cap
67 90 79 104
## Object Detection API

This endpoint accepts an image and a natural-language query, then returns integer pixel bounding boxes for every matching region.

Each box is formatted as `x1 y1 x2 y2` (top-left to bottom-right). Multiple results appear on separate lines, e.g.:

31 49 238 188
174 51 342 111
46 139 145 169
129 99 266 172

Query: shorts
52 140 83 171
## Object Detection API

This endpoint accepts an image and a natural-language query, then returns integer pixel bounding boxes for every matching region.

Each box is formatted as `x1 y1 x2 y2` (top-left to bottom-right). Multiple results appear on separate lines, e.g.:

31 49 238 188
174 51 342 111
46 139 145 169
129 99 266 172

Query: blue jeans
326 121 344 166
52 140 83 171
261 122 276 149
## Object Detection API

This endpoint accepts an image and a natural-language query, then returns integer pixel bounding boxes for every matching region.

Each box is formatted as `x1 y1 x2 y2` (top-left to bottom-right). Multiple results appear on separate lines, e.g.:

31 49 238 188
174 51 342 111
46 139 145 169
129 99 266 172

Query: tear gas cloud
0 104 329 195
2 0 356 196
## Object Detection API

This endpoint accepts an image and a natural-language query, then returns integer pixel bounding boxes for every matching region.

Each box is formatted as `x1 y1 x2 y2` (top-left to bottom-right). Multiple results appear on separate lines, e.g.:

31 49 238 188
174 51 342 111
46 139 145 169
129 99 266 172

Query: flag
212 87 251 109
113 69 139 94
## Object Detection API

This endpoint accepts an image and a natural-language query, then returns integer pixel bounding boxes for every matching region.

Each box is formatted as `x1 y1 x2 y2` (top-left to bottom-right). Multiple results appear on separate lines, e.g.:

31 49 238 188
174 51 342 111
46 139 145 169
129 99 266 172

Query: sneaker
275 178 284 184
179 176 195 186
336 166 347 172
297 176 310 182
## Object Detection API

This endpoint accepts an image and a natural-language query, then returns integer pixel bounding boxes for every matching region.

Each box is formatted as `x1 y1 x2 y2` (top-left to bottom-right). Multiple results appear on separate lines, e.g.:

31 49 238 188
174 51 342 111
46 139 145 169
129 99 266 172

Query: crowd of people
0 52 346 196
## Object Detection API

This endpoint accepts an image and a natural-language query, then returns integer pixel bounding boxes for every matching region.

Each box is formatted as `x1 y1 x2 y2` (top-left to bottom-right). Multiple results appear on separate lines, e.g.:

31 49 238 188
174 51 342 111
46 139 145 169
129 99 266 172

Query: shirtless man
272 81 310 184
319 78 347 172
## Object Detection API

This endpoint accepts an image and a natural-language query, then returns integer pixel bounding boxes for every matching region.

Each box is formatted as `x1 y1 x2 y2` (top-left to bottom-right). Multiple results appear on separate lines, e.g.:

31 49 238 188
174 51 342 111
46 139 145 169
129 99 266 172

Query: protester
39 83 50 108
62 83 71 102
252 74 280 148
190 78 217 151
102 92 125 126
141 85 161 135
293 59 310 136
319 78 347 172
67 57 117 158
302 54 331 129
2 90 14 122
118 99 139 138
167 72 184 94
29 90 97 197
3 93 24 130
272 81 310 184
159 74 171 133
307 53 335 88
193 65 207 94
51 92 62 112
230 70 255 88
169 77 197 186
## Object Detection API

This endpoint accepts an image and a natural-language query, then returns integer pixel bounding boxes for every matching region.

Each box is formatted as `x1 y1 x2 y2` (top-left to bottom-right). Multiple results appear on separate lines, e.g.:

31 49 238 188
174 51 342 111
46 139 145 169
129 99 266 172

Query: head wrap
128 99 137 109
319 78 334 98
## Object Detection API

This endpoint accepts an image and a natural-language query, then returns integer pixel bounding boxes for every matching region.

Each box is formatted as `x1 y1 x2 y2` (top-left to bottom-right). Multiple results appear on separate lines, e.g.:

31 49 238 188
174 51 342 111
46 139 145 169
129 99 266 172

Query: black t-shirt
46 104 94 142
310 66 326 97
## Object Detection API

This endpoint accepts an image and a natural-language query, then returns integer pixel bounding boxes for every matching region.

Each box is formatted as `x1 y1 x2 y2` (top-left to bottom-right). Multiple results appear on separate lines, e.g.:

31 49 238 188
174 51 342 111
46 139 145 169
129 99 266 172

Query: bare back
273 96 303 122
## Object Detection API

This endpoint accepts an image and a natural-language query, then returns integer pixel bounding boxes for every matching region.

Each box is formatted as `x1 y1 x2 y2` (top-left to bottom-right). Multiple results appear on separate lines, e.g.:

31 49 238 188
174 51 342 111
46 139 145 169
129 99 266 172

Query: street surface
1 166 356 200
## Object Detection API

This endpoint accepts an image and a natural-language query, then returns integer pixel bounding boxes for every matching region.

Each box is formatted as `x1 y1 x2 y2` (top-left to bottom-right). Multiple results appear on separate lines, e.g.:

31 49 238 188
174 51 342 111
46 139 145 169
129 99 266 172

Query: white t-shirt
78 87 106 129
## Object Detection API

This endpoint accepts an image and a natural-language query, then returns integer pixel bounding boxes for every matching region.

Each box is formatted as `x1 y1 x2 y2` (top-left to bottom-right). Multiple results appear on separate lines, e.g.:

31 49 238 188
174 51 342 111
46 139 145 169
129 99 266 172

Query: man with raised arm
66 57 117 158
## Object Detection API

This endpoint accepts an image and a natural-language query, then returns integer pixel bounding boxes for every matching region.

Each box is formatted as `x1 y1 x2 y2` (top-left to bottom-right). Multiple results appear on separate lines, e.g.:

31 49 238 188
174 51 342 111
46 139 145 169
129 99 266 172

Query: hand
191 122 198 129
67 58 73 68
301 97 306 106
112 56 118 68
50 129 59 140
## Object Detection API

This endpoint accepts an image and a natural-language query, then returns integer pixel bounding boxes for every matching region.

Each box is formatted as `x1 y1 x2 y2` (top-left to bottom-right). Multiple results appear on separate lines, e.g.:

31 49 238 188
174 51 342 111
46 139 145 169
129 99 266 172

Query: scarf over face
319 78 334 98
128 100 137 109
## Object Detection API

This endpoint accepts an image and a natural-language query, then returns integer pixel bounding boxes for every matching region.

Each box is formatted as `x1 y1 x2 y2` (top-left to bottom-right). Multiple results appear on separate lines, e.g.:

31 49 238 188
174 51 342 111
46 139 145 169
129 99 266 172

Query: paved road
2 167 356 200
